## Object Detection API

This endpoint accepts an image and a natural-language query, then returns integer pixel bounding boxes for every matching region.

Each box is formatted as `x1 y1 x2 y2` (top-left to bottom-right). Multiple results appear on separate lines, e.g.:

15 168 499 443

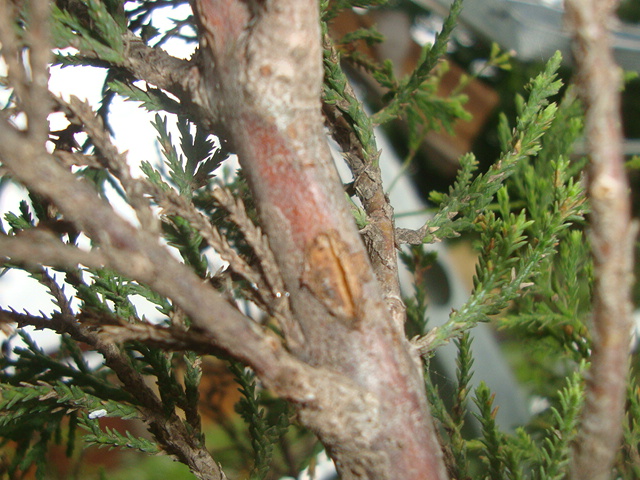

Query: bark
565 1 635 479
191 0 447 478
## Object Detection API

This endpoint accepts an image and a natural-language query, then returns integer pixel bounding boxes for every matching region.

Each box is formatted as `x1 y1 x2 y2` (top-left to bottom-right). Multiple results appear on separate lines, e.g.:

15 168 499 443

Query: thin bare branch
119 32 223 132
0 229 106 271
61 95 159 231
565 1 635 479
98 322 230 354
322 43 405 330
24 0 52 143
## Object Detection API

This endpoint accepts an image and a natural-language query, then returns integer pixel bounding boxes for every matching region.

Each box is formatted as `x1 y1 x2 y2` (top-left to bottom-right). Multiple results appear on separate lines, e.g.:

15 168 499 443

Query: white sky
0 4 196 350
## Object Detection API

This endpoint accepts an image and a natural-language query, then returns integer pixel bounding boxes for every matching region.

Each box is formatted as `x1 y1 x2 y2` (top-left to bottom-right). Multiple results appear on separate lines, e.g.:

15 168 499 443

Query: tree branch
193 1 448 478
0 229 106 271
321 46 405 330
565 1 636 479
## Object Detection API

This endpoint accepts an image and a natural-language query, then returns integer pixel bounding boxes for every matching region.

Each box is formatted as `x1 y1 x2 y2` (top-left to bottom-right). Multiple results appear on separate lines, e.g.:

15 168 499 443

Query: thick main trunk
192 0 448 478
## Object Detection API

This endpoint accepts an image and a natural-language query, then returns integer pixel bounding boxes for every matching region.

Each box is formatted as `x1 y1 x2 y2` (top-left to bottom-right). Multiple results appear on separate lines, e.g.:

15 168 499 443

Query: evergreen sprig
148 114 221 197
473 382 505 478
371 0 464 125
162 214 209 278
80 414 160 454
229 362 291 480
0 375 146 477
620 376 640 478
424 52 565 244
51 0 127 64
534 370 584 480
415 54 583 354
404 61 471 152
323 37 379 162
399 246 437 337
108 79 182 113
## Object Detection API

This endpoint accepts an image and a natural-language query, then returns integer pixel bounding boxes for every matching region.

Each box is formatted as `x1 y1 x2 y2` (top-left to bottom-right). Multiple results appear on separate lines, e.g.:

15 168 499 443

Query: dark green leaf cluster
424 52 566 243
0 332 147 479
620 376 640 479
399 246 438 338
148 114 217 197
0 193 210 476
52 0 127 65
323 0 470 167
399 49 608 479
423 333 474 479
228 362 292 480
108 79 182 113
467 369 584 480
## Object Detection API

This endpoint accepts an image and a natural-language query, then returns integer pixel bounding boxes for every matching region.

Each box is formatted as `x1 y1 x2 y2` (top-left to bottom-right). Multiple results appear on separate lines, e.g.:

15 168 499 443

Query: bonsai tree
0 0 635 479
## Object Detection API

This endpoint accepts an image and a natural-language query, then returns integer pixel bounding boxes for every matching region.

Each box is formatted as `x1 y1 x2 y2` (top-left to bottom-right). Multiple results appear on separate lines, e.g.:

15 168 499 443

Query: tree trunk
192 0 448 478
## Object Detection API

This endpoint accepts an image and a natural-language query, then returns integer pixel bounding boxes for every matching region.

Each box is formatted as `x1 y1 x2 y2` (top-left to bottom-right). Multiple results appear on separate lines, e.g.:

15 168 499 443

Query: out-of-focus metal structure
414 0 640 72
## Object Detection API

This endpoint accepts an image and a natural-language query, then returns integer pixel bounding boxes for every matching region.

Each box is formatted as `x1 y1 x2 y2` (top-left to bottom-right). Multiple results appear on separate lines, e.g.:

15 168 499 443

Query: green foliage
425 52 566 243
419 53 585 355
147 114 222 197
371 0 465 126
108 79 182 113
323 0 470 165
534 370 584 480
399 43 607 480
52 0 127 65
620 376 640 479
0 331 144 478
399 246 438 338
473 382 506 478
229 362 292 480
323 35 379 162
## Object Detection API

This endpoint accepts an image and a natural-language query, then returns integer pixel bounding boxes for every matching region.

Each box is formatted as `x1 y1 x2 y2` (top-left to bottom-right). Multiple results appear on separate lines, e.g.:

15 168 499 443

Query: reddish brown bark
192 0 448 478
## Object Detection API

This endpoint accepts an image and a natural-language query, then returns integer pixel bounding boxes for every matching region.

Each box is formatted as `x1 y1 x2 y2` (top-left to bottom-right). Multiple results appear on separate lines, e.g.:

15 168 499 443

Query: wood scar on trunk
301 230 367 324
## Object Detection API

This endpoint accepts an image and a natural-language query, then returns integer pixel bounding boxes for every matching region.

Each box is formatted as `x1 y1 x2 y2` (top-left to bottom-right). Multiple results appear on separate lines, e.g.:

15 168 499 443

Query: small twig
565 1 635 479
60 96 159 232
98 322 229 355
0 1 28 106
0 229 107 271
212 187 303 347
321 58 405 330
23 0 52 144
212 187 284 298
